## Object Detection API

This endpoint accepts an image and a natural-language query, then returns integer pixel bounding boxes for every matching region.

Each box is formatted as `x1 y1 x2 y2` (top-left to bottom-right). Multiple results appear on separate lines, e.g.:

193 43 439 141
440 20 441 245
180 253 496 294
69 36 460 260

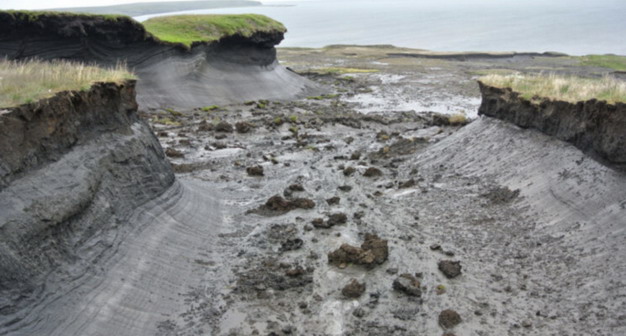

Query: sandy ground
4 46 624 336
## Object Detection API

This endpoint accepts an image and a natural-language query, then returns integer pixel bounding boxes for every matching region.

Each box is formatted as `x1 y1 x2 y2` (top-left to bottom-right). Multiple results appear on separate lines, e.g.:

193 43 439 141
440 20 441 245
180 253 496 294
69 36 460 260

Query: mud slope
0 81 174 326
0 12 319 109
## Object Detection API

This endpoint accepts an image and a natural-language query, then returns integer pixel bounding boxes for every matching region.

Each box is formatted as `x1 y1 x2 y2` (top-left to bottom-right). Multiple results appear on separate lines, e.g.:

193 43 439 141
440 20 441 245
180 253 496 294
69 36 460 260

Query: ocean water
135 0 626 55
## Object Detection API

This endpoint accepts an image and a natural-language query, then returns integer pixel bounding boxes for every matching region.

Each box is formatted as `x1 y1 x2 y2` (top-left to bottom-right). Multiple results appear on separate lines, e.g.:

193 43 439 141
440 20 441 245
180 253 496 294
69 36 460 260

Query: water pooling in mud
342 74 481 117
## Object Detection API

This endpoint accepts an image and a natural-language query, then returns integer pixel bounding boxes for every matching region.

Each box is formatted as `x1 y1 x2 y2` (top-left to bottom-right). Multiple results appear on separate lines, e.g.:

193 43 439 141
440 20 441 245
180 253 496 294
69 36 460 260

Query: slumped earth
2 47 625 336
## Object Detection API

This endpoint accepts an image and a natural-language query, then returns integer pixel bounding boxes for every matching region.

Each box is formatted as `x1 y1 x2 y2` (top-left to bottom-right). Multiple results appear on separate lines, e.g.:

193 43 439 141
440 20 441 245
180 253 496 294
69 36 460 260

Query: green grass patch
142 14 286 47
201 105 220 112
0 59 134 108
153 117 182 126
579 54 626 71
306 93 340 100
309 67 379 75
480 73 626 104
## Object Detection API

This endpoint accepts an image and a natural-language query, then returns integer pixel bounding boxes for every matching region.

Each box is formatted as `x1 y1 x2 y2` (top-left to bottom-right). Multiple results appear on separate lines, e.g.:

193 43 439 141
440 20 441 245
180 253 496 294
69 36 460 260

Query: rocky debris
398 179 416 188
338 185 353 192
256 195 315 215
376 131 390 141
342 279 366 298
311 218 329 229
215 133 227 140
247 165 264 176
482 186 520 204
363 167 383 177
343 166 356 176
352 307 366 318
430 244 442 251
438 309 462 329
326 196 340 205
327 213 348 226
371 137 428 159
288 184 305 192
392 273 422 297
438 260 462 279
350 151 362 160
157 131 169 137
311 213 346 229
280 238 303 252
197 120 213 132
215 121 234 133
236 260 313 293
393 307 421 321
328 234 388 268
235 121 253 133
211 142 227 149
165 147 184 158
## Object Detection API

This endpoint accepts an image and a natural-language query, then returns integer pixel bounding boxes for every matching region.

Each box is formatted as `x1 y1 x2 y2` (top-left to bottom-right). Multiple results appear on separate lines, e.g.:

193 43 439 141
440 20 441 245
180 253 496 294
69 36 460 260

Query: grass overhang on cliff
479 73 626 105
0 59 134 108
142 14 287 47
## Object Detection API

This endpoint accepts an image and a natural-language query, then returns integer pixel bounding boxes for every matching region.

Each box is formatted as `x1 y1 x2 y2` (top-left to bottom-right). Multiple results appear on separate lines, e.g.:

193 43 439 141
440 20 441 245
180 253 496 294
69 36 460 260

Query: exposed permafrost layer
478 81 626 167
0 12 320 109
0 82 174 317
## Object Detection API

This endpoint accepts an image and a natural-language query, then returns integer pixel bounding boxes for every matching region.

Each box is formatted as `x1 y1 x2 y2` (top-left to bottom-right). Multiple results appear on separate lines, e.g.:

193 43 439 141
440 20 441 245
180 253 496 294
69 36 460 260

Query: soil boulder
438 260 462 279
392 273 422 297
342 279 366 298
439 309 462 329
328 234 388 268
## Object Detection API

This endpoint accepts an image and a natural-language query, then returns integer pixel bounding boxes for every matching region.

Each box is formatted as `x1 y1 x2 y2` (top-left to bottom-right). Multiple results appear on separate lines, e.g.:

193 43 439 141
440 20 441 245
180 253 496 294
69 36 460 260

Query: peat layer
0 12 319 108
0 81 174 315
478 81 626 168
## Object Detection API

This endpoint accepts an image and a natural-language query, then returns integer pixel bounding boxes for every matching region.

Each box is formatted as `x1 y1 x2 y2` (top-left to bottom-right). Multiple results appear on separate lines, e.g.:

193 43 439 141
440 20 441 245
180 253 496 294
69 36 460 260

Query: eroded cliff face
0 82 174 315
478 81 626 167
0 12 319 109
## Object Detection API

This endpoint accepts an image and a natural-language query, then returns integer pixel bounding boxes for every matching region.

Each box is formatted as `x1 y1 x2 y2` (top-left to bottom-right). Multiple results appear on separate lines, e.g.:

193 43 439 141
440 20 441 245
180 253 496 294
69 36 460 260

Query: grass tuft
0 58 134 108
479 73 626 104
142 14 286 47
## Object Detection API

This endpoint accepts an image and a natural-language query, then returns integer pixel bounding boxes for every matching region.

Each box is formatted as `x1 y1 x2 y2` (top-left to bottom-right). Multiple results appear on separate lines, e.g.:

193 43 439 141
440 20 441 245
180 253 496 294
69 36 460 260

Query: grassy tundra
480 73 626 104
0 59 133 108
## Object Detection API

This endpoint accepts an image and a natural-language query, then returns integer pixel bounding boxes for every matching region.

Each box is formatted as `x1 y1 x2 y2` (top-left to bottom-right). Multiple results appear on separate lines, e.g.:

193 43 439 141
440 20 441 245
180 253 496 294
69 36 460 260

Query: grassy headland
480 73 626 104
0 59 134 108
142 14 286 47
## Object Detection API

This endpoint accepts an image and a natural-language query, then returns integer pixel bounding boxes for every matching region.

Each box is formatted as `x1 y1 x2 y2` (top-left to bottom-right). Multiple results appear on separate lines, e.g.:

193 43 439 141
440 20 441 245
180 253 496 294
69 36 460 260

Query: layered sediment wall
0 82 174 314
0 12 319 109
478 81 626 167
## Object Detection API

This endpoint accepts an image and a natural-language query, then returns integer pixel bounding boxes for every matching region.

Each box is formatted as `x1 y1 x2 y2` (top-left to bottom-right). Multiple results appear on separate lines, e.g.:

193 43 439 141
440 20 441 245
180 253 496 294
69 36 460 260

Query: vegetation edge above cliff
479 73 626 105
0 59 135 108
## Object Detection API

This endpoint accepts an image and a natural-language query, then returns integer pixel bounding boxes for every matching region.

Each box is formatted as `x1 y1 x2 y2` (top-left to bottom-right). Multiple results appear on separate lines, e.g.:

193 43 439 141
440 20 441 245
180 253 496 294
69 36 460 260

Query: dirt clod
165 148 184 158
247 165 264 176
328 234 388 268
438 260 462 279
326 196 340 205
215 121 234 133
235 121 253 133
363 167 383 177
392 273 422 297
327 213 348 226
438 309 462 329
343 166 356 176
342 279 366 298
